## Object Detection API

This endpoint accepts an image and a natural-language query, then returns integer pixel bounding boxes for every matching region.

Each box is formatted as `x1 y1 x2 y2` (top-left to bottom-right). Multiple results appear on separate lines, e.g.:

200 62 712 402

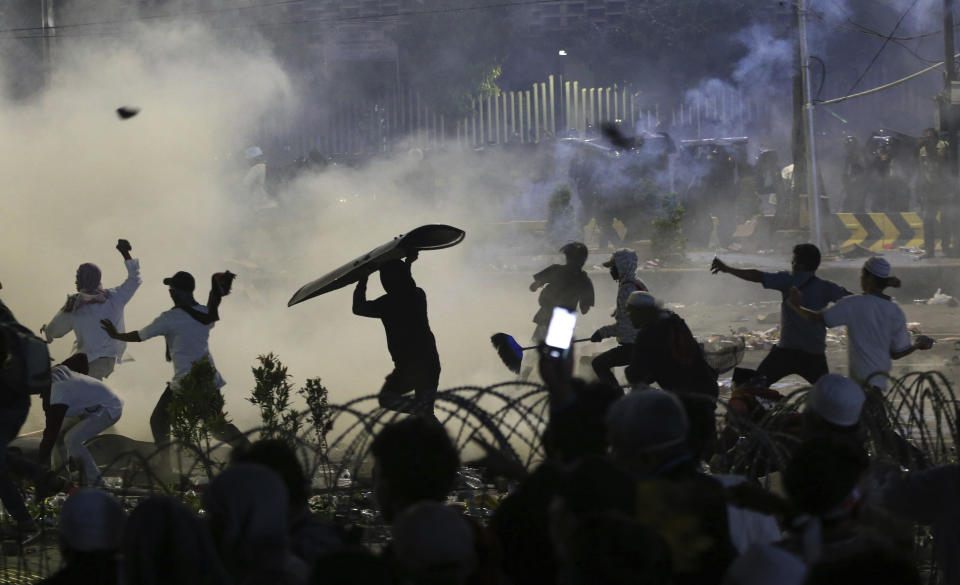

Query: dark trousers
0 399 35 525
379 361 441 413
150 386 249 452
756 346 829 385
591 344 634 388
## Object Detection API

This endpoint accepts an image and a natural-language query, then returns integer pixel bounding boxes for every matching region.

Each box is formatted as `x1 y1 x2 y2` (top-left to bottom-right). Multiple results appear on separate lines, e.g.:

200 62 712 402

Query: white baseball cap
806 374 865 427
864 257 891 279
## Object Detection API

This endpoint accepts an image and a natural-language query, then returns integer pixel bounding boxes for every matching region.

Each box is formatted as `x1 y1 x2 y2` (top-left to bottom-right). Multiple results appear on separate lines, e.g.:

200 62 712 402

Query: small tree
168 356 228 477
299 377 333 456
651 193 687 265
249 353 302 442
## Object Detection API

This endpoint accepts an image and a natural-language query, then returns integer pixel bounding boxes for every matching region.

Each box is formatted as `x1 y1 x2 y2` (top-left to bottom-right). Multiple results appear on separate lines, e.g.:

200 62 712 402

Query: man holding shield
353 252 441 414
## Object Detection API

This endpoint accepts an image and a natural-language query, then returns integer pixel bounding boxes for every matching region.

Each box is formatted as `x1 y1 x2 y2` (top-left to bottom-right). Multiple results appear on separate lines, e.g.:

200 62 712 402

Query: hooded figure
204 464 309 585
589 249 648 387
353 254 441 413
122 496 231 585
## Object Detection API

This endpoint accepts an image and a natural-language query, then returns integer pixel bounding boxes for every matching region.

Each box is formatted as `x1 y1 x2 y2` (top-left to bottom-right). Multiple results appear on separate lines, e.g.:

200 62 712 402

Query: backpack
0 321 51 395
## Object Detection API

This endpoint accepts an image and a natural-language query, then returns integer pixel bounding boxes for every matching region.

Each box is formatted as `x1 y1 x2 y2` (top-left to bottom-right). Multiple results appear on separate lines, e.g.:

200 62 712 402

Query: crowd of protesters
0 234 955 585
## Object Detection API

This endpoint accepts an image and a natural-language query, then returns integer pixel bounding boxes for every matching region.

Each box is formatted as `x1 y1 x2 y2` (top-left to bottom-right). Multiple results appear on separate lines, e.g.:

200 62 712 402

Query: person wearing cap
606 390 736 584
589 248 648 387
42 239 141 380
38 355 124 487
803 374 865 442
100 269 247 472
39 489 125 585
788 257 934 391
712 244 850 385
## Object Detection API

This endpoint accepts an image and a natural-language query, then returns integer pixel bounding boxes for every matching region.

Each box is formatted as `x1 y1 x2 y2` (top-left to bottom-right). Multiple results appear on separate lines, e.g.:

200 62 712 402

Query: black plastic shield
287 224 465 307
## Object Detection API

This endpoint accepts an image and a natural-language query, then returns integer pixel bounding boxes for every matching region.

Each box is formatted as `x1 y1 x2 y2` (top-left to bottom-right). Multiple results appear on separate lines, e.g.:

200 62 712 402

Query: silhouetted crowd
0 235 957 585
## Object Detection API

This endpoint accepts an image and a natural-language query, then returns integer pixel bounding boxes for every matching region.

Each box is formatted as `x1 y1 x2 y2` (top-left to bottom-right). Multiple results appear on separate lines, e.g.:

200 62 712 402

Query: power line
845 0 922 94
1 0 559 40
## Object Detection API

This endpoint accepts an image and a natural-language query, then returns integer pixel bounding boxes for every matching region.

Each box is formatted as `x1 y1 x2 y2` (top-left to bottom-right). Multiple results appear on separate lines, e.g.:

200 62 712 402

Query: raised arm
111 239 141 304
710 258 764 283
787 286 825 324
100 318 141 343
352 276 382 318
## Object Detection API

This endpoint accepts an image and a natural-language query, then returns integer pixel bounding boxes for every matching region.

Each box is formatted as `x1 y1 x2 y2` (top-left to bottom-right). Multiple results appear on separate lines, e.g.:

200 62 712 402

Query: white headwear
725 543 807 585
864 256 891 279
59 489 125 552
606 389 688 454
806 374 865 427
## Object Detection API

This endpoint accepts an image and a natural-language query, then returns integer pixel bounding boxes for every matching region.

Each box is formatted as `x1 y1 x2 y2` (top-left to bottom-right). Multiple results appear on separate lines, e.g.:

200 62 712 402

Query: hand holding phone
544 307 577 359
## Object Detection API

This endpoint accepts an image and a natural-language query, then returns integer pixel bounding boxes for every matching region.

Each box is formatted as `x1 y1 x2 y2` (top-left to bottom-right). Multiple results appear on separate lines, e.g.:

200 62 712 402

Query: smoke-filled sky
0 9 603 439
1 0 957 438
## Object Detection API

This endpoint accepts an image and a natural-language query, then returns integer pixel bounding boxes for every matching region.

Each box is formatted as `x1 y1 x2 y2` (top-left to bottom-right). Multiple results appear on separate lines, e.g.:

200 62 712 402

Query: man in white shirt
100 270 247 467
38 355 123 487
43 239 141 380
788 257 933 390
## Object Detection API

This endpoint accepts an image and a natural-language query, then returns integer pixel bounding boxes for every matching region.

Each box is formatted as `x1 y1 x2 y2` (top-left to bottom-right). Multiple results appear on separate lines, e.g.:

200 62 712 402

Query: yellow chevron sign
832 212 924 251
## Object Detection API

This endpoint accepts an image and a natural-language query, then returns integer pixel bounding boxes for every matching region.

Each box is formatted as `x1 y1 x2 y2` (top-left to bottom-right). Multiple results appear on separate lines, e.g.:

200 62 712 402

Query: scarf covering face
63 263 108 312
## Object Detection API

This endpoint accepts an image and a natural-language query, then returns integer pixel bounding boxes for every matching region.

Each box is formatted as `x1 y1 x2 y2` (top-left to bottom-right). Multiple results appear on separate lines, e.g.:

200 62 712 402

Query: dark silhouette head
784 437 868 518
792 244 821 272
379 260 415 294
232 439 309 511
370 415 459 522
560 242 589 270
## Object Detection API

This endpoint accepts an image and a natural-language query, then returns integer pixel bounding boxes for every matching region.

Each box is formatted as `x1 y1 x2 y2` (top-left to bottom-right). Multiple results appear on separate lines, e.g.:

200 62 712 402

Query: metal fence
271 77 775 157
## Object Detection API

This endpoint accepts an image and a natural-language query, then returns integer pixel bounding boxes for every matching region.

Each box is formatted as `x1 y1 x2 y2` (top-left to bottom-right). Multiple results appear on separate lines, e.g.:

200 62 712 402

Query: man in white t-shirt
38 355 123 487
43 239 141 380
100 270 247 467
787 257 933 390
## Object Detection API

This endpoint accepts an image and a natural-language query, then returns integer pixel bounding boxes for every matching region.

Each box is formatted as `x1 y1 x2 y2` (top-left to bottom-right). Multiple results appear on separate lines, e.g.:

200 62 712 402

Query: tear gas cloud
1 0 956 440
0 13 610 440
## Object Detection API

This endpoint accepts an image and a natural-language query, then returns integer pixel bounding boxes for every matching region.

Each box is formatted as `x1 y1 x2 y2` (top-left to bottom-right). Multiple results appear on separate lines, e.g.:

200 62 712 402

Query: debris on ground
926 289 959 307
732 326 780 350
756 312 779 324
839 244 876 259
901 247 925 256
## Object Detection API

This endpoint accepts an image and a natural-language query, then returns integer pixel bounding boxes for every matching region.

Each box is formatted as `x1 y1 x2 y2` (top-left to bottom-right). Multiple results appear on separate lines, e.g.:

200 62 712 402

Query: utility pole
944 0 957 176
798 0 823 248
39 0 55 83
786 0 805 231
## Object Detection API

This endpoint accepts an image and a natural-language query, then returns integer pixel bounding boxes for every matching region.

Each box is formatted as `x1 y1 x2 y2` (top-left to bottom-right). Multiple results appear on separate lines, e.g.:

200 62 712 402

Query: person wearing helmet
589 248 648 387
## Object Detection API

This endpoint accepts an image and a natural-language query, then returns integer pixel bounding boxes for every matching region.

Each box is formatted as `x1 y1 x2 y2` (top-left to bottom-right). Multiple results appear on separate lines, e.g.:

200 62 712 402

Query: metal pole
799 0 823 248
944 0 957 179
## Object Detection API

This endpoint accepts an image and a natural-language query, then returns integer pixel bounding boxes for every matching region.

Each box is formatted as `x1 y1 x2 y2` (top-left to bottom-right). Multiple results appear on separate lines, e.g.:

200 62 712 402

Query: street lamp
558 49 567 56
